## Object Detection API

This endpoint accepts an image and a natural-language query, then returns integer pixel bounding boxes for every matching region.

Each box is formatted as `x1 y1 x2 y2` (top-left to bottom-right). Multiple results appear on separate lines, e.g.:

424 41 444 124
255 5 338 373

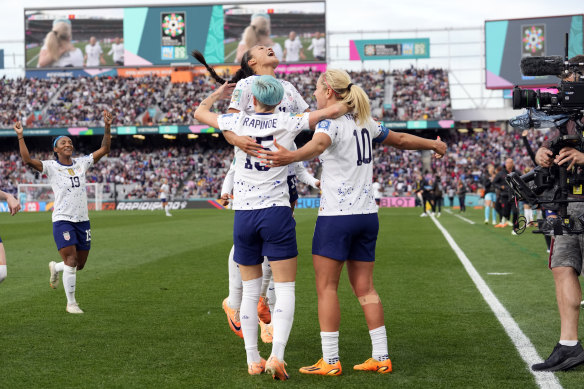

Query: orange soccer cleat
259 320 273 343
248 358 266 375
353 357 392 374
257 296 271 324
265 356 289 380
299 358 342 376
222 298 242 338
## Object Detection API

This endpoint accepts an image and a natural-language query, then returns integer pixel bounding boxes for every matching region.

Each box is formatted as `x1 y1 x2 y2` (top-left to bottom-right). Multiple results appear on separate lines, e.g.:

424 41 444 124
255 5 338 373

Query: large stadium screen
24 2 326 70
485 14 583 89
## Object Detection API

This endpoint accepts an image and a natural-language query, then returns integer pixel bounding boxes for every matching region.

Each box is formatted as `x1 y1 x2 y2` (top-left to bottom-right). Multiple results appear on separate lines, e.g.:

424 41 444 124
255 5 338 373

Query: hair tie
347 83 353 91
53 135 64 148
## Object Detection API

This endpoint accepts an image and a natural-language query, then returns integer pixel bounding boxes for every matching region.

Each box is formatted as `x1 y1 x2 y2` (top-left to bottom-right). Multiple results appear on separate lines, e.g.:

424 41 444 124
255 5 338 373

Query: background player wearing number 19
13 111 112 314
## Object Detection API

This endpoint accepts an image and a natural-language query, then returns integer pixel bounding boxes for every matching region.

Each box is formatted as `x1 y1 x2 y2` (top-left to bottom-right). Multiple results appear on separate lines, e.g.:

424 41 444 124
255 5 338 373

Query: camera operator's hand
536 146 554 167
555 147 584 170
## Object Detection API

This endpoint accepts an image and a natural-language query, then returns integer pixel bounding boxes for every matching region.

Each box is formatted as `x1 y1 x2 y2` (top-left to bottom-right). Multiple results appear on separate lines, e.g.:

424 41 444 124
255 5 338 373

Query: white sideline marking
444 209 475 224
430 215 562 389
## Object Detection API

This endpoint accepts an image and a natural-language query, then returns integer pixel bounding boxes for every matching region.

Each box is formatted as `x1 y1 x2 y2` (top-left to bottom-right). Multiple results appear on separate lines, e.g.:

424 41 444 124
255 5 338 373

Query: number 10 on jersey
353 129 372 166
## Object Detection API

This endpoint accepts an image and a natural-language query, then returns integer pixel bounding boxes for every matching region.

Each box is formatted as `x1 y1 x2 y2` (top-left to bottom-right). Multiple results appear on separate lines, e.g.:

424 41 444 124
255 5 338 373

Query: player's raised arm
194 82 235 129
14 122 43 172
93 110 112 164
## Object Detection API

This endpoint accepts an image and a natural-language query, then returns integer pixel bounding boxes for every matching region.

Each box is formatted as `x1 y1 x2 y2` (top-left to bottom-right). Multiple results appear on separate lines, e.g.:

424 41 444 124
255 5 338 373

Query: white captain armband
373 124 390 143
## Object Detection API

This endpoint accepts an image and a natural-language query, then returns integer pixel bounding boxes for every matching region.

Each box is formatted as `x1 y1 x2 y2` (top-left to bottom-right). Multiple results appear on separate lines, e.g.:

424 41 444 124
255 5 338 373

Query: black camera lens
512 88 538 109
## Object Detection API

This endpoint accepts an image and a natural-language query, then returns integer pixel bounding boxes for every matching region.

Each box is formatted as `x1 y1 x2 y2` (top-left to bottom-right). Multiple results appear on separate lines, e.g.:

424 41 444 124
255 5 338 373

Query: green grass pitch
1 207 584 388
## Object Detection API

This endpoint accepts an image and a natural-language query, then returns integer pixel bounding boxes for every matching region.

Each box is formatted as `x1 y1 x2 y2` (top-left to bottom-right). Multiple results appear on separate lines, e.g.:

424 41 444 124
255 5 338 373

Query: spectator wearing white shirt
108 37 124 66
307 32 326 61
84 37 105 67
283 31 305 62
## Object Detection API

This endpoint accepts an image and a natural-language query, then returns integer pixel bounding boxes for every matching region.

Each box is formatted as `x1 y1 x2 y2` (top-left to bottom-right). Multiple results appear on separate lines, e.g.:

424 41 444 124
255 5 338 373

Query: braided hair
191 50 255 84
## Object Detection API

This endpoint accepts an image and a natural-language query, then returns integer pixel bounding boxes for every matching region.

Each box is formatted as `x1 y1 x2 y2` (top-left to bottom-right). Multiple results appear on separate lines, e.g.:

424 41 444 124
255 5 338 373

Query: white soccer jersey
42 154 94 223
284 39 302 62
85 43 102 67
217 112 310 210
159 184 169 199
109 43 124 63
229 75 309 115
308 37 326 58
316 115 385 216
39 47 83 68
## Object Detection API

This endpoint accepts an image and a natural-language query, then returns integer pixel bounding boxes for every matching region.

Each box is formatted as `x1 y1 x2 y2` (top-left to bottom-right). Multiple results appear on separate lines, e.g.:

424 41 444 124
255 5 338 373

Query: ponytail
191 49 256 85
322 69 371 126
44 22 73 65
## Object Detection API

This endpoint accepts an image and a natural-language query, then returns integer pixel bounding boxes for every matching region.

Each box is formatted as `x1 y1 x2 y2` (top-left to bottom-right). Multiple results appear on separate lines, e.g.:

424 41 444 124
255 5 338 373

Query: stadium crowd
0 125 548 202
0 67 451 129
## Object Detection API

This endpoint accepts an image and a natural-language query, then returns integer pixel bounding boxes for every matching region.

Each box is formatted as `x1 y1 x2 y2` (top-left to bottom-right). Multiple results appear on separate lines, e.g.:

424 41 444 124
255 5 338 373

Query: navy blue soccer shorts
233 206 297 266
312 213 379 262
53 220 91 251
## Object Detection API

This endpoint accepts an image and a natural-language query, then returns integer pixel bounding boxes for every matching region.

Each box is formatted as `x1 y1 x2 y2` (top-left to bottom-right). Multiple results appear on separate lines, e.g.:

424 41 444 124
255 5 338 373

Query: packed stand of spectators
385 67 452 121
0 68 452 129
42 76 168 128
0 77 62 128
374 127 550 200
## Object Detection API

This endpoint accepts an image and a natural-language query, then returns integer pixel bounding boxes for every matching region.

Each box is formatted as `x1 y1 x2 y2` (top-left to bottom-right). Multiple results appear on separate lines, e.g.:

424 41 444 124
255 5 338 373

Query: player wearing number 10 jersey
261 69 447 376
13 111 112 314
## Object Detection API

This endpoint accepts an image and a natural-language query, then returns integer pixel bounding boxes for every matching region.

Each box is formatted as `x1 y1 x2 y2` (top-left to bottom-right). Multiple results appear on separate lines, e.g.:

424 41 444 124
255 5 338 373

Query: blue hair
251 75 284 107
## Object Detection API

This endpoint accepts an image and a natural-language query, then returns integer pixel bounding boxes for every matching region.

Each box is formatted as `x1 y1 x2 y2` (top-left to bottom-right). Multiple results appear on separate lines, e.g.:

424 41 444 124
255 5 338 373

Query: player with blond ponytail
261 68 447 376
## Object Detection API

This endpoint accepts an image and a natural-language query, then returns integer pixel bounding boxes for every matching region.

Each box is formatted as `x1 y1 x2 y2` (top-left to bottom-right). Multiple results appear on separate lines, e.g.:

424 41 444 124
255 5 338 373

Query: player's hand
233 135 262 155
6 194 20 216
13 121 23 135
432 136 446 159
103 110 113 126
218 193 230 206
536 146 554 167
555 147 584 170
214 82 236 100
315 180 321 189
259 139 295 167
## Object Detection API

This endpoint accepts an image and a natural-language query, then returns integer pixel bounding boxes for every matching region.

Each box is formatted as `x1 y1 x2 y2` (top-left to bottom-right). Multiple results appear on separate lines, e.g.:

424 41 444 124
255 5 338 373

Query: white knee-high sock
241 277 262 364
261 258 272 297
62 265 77 304
227 246 242 309
267 279 276 312
370 326 389 361
271 281 295 361
55 261 65 272
0 265 6 283
321 331 339 364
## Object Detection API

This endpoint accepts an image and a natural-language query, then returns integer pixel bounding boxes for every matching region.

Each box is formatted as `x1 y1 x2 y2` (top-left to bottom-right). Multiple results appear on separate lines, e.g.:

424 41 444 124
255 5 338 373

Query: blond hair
242 16 271 50
320 69 371 125
43 22 72 65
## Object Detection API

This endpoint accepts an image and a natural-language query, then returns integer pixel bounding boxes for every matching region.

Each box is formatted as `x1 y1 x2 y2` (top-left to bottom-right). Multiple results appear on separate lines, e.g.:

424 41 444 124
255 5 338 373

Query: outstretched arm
383 132 446 159
307 103 349 129
0 190 21 216
93 110 112 164
13 122 43 172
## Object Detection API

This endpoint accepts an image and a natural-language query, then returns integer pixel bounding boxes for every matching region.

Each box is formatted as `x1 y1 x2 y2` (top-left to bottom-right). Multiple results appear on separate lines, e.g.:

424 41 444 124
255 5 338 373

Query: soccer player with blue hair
195 75 345 380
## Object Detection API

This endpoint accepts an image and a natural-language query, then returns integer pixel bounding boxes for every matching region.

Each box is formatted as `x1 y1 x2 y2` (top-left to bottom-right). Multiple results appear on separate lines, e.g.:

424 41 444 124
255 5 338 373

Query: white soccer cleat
66 303 84 314
49 261 59 289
